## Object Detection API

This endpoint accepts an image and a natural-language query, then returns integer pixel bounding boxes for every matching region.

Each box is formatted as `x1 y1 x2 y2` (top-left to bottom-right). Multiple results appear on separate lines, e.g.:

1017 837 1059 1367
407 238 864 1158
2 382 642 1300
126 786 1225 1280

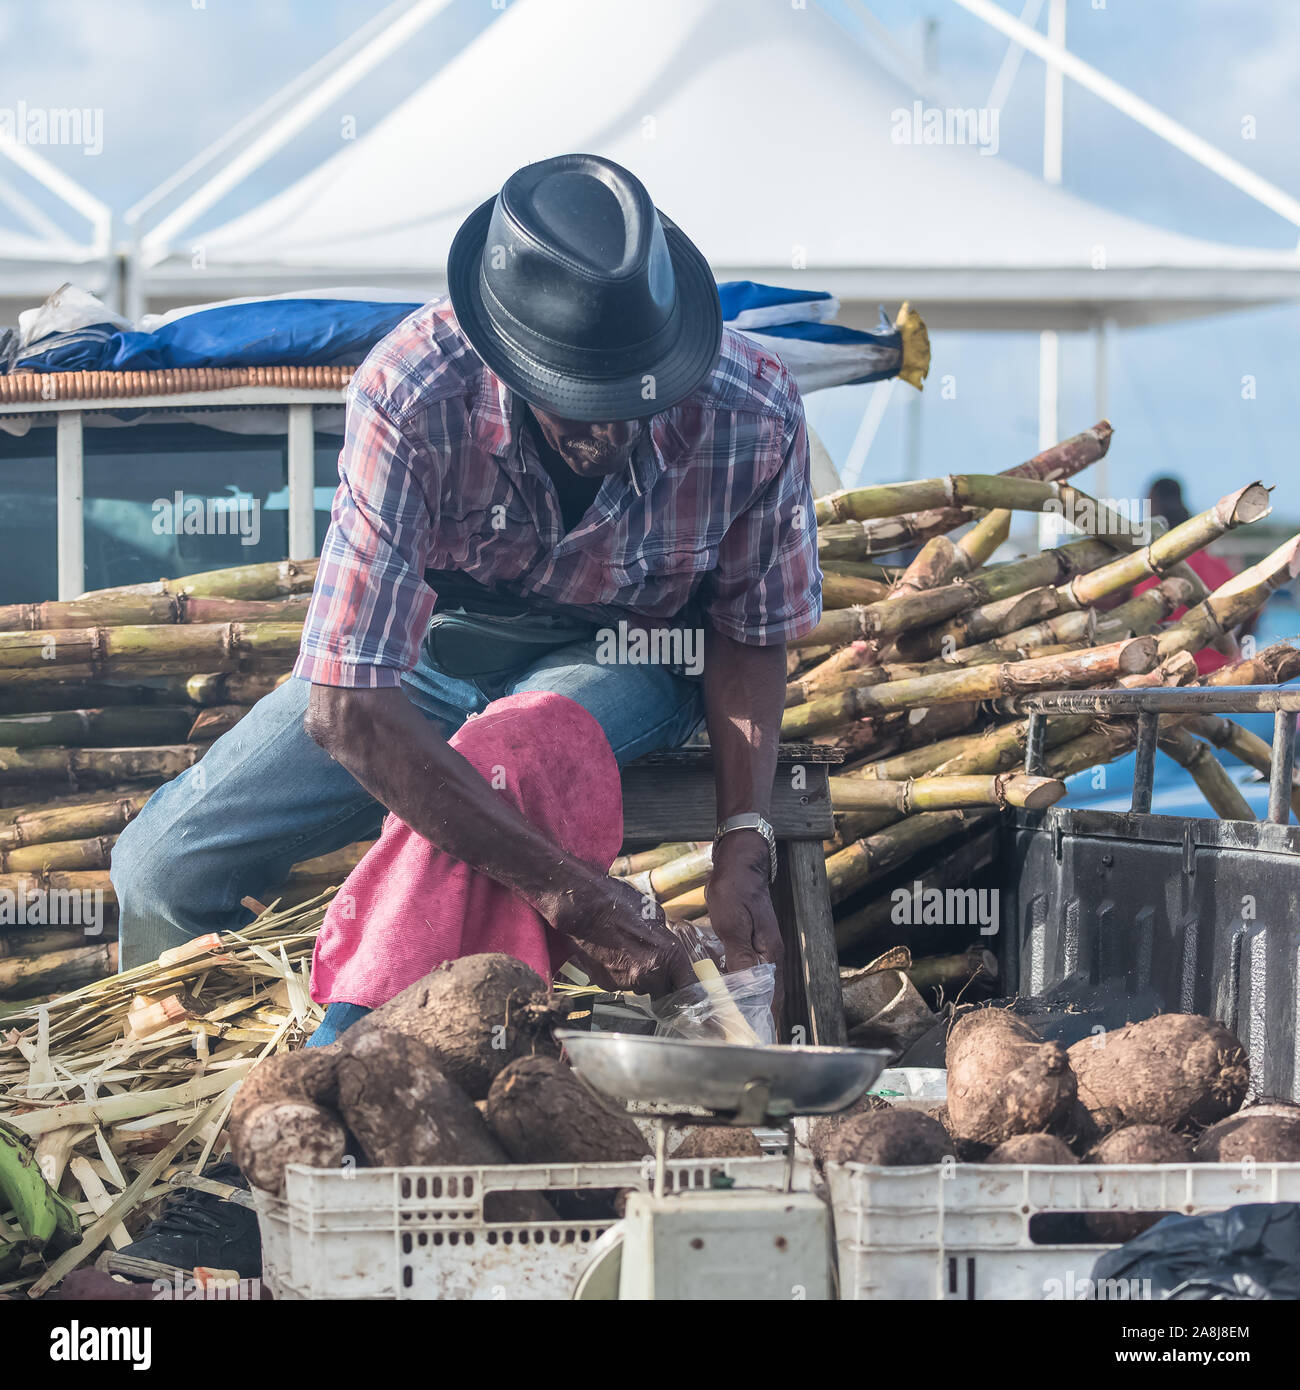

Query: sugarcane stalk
0 942 118 996
907 947 998 995
1092 577 1196 641
1175 714 1299 815
1157 534 1300 661
820 559 892 582
0 834 117 874
1198 640 1300 688
0 746 200 788
75 557 318 603
0 870 115 905
834 824 1000 952
1054 484 1271 614
0 928 93 957
821 573 891 608
0 682 186 716
0 788 155 850
609 842 702 878
635 844 713 901
184 671 290 706
0 621 303 674
826 810 996 905
782 637 1157 737
793 641 879 695
1156 726 1255 820
892 537 962 596
0 706 196 750
0 593 309 631
822 422 1112 555
661 885 709 919
829 772 1064 813
956 509 1012 569
929 714 1093 776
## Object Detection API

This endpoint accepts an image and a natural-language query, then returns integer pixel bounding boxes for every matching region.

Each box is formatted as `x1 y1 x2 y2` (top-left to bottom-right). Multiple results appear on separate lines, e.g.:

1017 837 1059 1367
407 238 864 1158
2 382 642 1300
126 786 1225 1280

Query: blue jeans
110 631 703 971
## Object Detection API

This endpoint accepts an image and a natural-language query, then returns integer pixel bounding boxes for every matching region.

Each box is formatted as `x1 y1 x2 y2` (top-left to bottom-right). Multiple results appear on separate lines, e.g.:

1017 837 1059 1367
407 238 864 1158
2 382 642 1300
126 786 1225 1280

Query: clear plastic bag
652 962 777 1046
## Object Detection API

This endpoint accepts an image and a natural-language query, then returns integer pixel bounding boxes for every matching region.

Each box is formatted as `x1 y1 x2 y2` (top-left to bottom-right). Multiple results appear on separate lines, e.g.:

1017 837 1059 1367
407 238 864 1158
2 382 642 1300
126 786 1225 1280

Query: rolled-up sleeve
703 407 822 645
293 385 440 687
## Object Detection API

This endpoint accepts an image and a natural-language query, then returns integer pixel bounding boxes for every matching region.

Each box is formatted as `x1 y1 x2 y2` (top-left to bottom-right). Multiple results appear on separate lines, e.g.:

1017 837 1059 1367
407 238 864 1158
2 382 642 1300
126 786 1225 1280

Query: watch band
714 812 778 882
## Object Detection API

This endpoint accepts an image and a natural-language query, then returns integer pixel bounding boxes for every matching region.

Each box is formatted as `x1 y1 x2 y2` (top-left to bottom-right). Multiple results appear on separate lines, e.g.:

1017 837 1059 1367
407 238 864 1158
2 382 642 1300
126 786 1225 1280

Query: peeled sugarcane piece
946 1008 1077 1146
1159 535 1300 662
0 745 200 788
826 809 995 905
821 573 891 608
1067 1014 1248 1133
187 704 249 741
0 940 117 995
0 621 303 675
907 947 998 995
1155 726 1254 820
834 823 998 954
1052 483 1271 615
689 956 763 1044
880 539 1116 662
816 474 1136 528
75 556 318 603
484 1056 650 1163
0 706 196 751
354 953 560 1101
0 787 154 849
793 539 1114 652
0 833 116 873
609 842 702 878
184 671 290 706
0 593 308 631
828 772 1064 814
783 637 1157 738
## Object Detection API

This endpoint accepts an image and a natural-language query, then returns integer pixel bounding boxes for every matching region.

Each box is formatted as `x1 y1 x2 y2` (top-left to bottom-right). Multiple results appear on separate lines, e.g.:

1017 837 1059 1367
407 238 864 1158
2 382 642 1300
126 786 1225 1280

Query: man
111 152 821 1046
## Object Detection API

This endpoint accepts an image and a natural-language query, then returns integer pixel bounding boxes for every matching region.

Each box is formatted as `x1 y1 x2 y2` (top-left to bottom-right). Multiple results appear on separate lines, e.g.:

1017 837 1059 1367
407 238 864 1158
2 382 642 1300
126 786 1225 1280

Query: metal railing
1019 685 1300 824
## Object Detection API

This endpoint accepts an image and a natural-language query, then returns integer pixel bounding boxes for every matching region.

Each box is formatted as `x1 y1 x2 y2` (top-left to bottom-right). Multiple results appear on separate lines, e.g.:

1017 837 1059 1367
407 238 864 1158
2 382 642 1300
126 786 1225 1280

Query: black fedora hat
447 154 722 422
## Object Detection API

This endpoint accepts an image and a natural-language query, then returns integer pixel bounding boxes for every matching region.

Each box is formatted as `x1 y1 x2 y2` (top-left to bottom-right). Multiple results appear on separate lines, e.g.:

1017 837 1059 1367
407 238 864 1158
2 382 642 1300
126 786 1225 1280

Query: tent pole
1036 329 1060 549
842 379 896 488
287 405 318 561
56 413 86 602
1093 315 1111 502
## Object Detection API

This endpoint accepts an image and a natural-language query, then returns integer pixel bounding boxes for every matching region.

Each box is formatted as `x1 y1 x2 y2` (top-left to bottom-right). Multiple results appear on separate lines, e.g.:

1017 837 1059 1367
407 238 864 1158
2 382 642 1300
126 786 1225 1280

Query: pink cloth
310 690 624 1008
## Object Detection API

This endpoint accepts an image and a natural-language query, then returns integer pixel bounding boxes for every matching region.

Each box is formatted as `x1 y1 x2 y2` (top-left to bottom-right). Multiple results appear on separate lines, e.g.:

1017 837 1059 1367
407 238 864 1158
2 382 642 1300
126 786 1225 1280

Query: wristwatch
715 812 778 883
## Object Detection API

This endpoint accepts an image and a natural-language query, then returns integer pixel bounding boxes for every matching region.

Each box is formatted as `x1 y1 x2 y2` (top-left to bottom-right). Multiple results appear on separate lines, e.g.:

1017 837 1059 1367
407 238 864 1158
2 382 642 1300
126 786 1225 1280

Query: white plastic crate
253 1155 803 1300
827 1161 1300 1300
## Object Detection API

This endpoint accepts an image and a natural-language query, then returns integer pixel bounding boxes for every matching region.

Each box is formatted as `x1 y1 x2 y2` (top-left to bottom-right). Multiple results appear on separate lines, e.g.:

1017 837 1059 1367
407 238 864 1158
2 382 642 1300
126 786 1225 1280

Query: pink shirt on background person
309 691 624 1008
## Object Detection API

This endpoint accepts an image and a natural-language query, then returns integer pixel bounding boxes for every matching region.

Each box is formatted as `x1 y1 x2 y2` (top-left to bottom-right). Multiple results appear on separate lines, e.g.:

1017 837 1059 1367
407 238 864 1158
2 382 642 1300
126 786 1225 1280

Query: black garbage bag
1093 1203 1300 1300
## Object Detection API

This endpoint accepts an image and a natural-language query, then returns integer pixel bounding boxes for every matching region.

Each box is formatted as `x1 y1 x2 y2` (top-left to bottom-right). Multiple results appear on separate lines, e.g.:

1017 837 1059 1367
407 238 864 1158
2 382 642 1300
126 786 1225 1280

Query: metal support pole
56 411 85 601
1024 712 1046 774
286 404 317 561
1131 710 1160 814
1267 710 1297 825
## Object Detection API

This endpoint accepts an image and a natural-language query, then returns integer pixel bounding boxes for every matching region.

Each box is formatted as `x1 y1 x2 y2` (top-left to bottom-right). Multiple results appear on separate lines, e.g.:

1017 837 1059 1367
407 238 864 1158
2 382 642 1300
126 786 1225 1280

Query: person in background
1136 476 1237 675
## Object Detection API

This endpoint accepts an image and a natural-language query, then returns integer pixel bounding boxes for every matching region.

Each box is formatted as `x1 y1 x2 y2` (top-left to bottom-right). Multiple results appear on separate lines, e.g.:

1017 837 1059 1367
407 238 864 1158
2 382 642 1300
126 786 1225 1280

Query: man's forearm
702 627 787 828
305 683 600 925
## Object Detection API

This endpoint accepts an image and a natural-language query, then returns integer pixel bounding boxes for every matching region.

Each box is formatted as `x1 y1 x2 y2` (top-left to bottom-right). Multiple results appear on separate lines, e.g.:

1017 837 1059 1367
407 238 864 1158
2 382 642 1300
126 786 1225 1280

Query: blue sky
2 0 1297 520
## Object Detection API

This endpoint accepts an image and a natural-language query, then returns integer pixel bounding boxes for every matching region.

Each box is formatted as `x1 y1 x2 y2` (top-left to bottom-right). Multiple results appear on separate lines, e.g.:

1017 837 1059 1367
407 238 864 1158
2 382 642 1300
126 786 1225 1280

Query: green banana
0 1117 81 1250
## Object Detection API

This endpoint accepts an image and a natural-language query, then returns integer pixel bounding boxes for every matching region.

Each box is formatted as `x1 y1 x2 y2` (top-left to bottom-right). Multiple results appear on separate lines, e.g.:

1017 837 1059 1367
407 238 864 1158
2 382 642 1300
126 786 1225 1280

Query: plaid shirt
295 299 821 688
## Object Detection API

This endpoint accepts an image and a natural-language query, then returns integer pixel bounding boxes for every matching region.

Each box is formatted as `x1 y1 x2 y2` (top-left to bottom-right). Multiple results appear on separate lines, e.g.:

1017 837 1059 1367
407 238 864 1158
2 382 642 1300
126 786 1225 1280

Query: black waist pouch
424 570 598 680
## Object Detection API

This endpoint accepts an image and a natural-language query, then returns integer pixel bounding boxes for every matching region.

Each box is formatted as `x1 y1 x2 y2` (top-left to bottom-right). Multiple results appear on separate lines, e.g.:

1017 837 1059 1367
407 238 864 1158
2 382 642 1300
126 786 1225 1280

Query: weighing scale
557 1031 889 1301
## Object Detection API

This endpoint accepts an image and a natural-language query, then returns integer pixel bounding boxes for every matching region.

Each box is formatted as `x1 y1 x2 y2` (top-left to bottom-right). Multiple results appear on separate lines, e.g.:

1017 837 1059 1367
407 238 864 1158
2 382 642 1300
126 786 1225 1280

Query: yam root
229 1099 348 1196
1067 1014 1248 1133
357 953 559 1101
673 1127 764 1160
946 1008 1077 1146
1193 1109 1300 1163
808 1093 890 1167
1086 1125 1195 1164
230 1044 341 1128
986 1133 1078 1164
820 1107 950 1167
484 1057 650 1164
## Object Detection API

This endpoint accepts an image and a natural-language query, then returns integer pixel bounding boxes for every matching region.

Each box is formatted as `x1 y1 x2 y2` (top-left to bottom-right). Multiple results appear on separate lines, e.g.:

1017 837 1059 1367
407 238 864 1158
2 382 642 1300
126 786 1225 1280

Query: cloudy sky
2 0 1298 519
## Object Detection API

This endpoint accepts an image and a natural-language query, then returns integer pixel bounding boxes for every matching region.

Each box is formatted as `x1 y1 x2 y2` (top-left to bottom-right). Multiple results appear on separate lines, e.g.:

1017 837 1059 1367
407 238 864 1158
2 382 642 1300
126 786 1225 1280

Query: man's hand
704 829 784 1024
555 874 696 998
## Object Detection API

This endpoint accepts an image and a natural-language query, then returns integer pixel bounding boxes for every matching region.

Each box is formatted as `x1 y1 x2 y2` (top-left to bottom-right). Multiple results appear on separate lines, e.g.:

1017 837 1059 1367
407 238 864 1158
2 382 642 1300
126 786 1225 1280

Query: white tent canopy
0 227 112 324
135 0 1300 330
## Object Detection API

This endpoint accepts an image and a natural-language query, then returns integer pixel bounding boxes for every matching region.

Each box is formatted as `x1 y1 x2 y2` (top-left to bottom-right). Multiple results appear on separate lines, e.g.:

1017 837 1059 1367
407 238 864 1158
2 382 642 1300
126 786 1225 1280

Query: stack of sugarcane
0 560 374 1004
618 421 1300 995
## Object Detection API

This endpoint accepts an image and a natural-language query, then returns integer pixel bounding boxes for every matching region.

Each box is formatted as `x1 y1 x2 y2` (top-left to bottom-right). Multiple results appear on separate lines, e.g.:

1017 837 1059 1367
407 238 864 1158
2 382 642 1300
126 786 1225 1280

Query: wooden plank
772 840 845 1046
620 764 832 841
